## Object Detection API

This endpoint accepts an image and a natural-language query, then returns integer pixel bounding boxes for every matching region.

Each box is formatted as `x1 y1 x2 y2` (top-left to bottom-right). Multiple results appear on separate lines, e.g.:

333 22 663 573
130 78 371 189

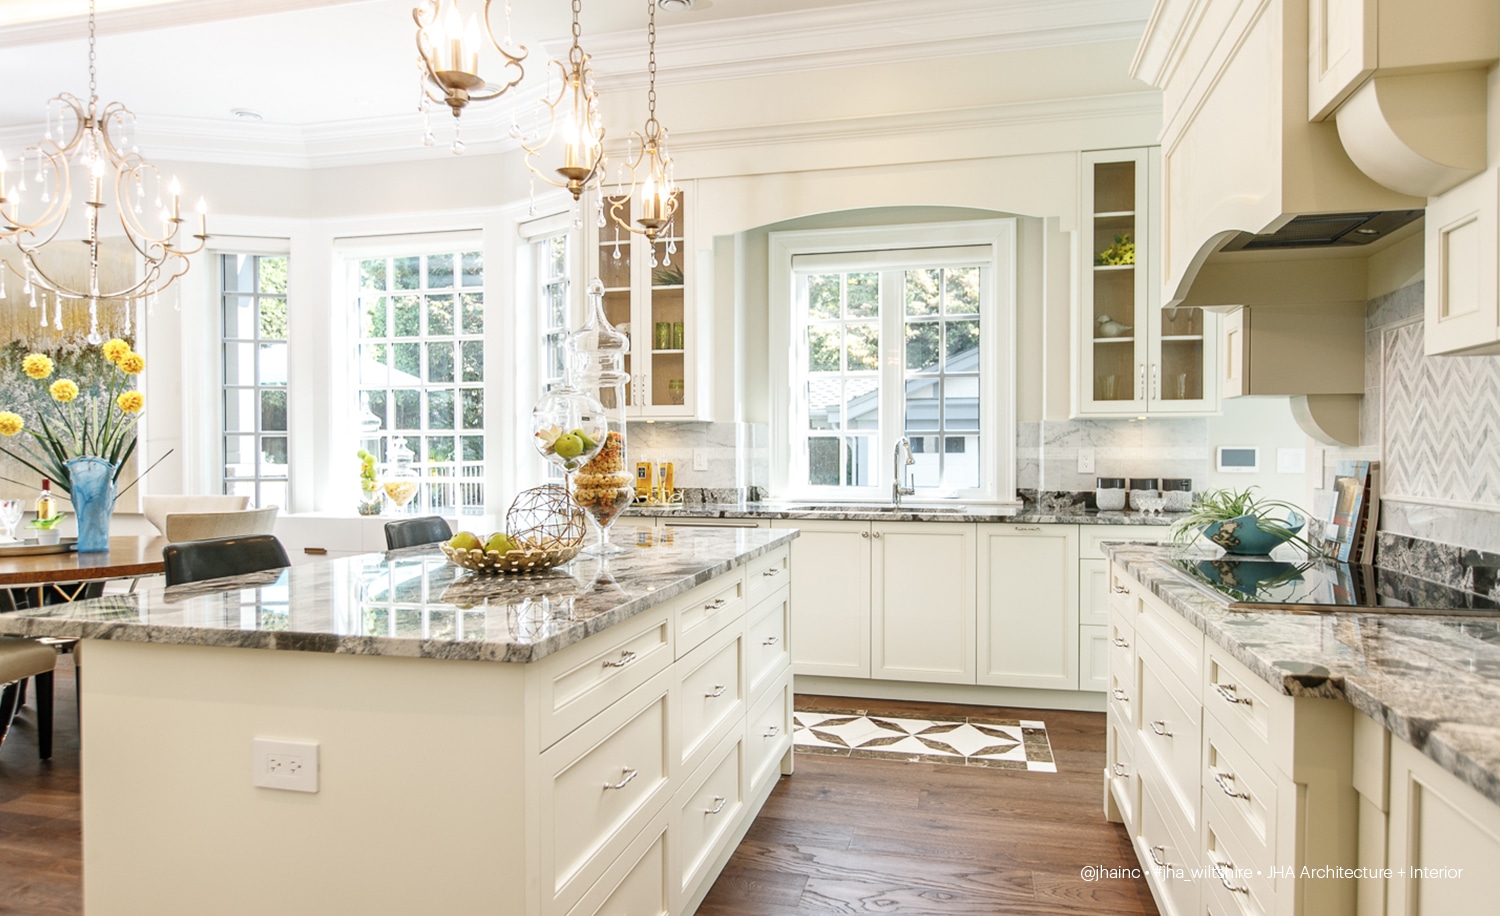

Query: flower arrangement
0 338 148 495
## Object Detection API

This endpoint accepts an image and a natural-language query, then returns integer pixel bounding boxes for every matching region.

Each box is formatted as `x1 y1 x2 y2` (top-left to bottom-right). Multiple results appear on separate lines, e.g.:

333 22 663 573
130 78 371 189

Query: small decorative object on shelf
1172 486 1315 556
356 449 382 516
381 438 421 513
1095 232 1135 265
1095 315 1133 338
440 485 586 574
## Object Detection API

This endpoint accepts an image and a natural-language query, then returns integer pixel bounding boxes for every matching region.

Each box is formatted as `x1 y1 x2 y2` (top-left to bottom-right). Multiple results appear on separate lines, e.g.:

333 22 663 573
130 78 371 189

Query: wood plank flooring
0 661 1156 915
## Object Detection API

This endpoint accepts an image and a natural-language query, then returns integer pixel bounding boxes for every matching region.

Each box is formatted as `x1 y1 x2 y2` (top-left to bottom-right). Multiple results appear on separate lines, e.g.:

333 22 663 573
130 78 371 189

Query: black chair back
163 535 292 587
385 516 452 550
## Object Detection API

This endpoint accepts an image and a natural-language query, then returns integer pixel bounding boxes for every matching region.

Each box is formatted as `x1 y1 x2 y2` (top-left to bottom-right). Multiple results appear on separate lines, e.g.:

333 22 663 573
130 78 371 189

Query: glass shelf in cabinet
1092 264 1135 272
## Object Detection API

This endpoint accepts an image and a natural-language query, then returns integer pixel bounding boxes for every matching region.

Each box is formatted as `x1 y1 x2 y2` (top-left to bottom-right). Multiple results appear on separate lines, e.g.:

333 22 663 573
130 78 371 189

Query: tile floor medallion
792 707 1057 772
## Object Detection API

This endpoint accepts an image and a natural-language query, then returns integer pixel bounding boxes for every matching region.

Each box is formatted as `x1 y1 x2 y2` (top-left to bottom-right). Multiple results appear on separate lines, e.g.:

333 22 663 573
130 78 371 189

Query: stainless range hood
1218 210 1423 253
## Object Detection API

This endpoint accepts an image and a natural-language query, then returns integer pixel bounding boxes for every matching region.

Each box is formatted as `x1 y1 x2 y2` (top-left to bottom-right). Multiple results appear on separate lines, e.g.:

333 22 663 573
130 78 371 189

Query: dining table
0 536 168 608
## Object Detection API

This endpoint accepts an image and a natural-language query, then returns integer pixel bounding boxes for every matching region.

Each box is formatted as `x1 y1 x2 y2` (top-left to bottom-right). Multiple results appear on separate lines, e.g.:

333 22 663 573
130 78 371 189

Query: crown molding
1128 0 1206 87
0 0 368 45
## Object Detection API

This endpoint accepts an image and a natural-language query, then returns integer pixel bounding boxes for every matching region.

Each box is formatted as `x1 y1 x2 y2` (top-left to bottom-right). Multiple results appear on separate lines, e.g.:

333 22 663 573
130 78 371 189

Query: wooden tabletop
0 536 168 586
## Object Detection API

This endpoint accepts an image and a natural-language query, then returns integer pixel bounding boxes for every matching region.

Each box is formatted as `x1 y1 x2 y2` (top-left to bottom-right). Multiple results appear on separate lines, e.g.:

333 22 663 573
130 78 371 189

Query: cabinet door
1078 149 1150 416
976 524 1079 690
1146 305 1218 413
1386 738 1500 916
772 519 871 678
871 522 976 684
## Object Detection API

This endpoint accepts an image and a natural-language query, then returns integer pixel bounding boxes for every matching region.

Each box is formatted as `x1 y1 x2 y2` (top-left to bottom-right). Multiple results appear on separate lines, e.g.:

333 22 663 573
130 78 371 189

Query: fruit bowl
441 536 581 574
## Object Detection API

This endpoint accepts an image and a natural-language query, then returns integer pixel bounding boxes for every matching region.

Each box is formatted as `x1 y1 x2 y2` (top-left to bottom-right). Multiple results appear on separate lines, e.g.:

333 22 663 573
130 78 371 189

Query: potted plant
26 511 66 546
1171 486 1316 556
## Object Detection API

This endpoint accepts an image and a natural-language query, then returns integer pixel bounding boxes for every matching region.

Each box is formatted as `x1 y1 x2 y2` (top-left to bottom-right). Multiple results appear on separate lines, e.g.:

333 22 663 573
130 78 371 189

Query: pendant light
413 0 528 153
517 0 606 201
605 0 679 241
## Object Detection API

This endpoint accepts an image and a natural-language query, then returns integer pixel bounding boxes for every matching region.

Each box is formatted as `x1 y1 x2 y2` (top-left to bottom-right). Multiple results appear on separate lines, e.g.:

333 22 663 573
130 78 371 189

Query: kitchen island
0 526 797 916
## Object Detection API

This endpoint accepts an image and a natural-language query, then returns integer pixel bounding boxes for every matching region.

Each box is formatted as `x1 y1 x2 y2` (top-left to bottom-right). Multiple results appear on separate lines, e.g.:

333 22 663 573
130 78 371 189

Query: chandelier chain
569 0 584 66
87 0 97 102
645 0 657 131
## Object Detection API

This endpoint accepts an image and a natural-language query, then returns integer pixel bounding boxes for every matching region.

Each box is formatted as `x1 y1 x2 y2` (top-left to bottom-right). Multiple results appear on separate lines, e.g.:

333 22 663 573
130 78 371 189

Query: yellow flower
22 353 54 380
116 391 145 414
118 352 146 375
102 338 131 364
0 412 22 436
49 379 79 403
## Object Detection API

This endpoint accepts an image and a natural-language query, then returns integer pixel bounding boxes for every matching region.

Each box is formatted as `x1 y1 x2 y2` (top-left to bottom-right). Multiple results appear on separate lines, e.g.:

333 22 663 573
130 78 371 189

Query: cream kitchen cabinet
591 183 706 418
771 518 872 678
1080 525 1171 693
1077 148 1218 417
976 524 1079 690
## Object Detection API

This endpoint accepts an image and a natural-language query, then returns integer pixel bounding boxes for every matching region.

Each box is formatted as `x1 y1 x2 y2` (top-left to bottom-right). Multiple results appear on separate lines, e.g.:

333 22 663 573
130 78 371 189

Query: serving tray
0 538 79 557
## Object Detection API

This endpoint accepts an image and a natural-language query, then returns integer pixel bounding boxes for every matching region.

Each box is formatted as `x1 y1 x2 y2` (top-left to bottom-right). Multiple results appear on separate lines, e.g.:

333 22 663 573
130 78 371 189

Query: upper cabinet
591 182 707 418
1076 148 1218 417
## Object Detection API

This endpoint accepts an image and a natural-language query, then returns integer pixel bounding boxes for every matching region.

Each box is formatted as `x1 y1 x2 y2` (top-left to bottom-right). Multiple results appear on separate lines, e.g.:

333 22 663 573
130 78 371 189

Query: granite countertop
625 501 1179 526
1105 542 1500 806
0 527 798 664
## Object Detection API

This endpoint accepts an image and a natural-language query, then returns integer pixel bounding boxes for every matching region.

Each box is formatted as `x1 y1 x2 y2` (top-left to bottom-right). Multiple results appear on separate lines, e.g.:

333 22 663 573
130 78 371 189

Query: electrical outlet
1077 447 1095 474
693 449 709 472
253 738 319 793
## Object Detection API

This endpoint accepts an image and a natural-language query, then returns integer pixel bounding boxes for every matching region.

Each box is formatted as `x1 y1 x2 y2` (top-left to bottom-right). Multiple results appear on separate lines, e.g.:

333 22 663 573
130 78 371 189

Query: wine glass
0 499 23 542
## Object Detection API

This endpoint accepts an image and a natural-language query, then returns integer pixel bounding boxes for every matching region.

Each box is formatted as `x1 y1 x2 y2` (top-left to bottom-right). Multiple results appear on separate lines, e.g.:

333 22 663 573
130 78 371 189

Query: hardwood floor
0 664 1155 915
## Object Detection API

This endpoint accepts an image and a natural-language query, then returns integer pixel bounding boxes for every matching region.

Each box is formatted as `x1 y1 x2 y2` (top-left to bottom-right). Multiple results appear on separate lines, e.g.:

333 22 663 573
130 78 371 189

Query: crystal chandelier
605 0 679 242
414 0 528 153
516 0 606 202
0 0 208 343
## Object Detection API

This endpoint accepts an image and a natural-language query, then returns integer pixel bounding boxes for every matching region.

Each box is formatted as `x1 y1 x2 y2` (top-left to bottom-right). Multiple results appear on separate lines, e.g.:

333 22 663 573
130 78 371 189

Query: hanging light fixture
516 0 606 202
413 0 528 153
0 0 208 343
605 0 678 242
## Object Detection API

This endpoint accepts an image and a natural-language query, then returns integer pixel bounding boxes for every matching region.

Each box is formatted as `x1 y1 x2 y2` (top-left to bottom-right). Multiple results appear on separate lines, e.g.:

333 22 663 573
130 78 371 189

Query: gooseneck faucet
893 436 915 507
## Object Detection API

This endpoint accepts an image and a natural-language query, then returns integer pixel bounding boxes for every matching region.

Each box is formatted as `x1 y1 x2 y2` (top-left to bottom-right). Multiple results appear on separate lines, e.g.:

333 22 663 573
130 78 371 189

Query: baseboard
793 676 1107 712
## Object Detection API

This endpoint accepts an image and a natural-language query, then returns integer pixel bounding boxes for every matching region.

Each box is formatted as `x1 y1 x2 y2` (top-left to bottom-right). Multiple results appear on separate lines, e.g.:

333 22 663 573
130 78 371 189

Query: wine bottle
35 478 56 522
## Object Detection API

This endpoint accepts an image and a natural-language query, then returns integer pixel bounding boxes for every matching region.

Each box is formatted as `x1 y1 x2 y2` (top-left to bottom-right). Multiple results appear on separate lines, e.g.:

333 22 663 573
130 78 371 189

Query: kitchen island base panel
794 675 1106 714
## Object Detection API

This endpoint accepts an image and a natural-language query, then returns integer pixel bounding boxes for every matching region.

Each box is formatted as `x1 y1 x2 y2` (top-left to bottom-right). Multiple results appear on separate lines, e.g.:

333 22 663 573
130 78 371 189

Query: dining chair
163 505 279 542
162 534 291 587
384 516 451 550
0 637 56 759
142 495 250 537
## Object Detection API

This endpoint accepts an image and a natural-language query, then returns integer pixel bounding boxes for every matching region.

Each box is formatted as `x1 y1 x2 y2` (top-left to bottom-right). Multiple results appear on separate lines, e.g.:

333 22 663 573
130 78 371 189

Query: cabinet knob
861 531 869 539
873 531 882 539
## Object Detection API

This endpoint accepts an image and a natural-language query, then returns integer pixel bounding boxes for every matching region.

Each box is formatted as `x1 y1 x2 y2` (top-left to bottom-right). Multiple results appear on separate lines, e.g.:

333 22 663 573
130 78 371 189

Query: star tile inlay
792 707 1056 772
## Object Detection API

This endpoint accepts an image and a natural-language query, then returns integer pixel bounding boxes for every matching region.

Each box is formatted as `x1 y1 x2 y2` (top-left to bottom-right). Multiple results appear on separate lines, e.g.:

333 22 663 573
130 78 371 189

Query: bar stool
384 516 451 550
0 637 55 759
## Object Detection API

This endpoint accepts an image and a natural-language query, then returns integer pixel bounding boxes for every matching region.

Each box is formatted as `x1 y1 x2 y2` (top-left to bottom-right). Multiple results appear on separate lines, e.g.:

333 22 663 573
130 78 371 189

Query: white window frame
518 210 582 484
219 251 291 509
769 220 1017 503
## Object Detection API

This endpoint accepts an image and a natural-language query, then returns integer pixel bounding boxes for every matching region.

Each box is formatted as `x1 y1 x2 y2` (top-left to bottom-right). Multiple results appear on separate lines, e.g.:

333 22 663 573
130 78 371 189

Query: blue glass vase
65 456 117 553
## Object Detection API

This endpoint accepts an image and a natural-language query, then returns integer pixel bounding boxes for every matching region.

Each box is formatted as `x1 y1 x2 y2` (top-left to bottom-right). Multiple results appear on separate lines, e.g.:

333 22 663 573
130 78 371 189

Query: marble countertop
0 527 798 664
1106 542 1500 806
624 501 1179 526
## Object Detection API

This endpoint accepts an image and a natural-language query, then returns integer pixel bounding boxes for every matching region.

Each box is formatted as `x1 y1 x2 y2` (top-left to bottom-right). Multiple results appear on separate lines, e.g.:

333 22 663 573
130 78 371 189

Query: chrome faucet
892 436 915 506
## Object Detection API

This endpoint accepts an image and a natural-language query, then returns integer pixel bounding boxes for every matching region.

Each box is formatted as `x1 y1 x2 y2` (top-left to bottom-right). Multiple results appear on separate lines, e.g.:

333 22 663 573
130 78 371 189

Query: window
535 231 571 395
355 250 485 515
221 254 289 508
771 221 1015 501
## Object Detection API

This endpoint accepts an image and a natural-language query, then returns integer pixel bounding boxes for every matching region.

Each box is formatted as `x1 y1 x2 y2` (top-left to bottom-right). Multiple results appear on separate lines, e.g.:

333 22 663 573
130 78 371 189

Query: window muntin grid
221 253 289 509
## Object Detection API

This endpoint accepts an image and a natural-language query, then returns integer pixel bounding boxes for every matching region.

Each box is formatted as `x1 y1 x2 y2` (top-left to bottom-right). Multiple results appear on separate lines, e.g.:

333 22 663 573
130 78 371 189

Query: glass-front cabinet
591 182 700 418
1077 148 1217 416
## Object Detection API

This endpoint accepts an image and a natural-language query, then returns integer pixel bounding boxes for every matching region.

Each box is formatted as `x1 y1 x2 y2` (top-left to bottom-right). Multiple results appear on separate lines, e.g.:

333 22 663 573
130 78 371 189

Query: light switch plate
1276 448 1306 474
253 738 319 793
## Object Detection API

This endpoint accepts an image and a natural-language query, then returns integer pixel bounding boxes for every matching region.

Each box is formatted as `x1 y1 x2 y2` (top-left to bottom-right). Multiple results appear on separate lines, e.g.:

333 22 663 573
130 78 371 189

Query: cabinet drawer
1203 714 1276 860
1080 557 1110 627
1080 624 1109 692
1108 609 1136 725
1108 564 1139 616
1136 585 1203 692
745 546 790 607
540 667 673 916
677 621 745 778
1137 642 1202 837
746 590 789 702
1136 774 1200 916
1203 641 1277 767
535 606 674 750
676 574 746 658
565 807 671 916
1107 719 1139 834
1203 809 1271 916
1081 525 1171 560
675 728 746 906
746 668 793 793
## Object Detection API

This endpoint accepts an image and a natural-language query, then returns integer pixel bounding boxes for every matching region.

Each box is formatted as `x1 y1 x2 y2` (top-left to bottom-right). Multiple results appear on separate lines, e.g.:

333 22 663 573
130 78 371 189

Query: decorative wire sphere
507 485 587 550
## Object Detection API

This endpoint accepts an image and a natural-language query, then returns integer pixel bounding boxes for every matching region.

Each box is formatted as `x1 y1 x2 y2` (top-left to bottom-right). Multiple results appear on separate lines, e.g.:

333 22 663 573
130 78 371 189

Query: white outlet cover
1076 447 1094 474
253 738 319 793
693 449 709 471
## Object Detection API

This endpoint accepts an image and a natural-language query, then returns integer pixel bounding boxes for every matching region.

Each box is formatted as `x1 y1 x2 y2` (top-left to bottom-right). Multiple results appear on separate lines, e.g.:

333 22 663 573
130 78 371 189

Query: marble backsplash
626 420 769 495
1017 417 1210 493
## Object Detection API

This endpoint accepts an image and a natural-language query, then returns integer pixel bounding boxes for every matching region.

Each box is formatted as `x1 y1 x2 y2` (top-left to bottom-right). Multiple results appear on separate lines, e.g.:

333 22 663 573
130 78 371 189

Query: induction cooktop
1159 555 1500 616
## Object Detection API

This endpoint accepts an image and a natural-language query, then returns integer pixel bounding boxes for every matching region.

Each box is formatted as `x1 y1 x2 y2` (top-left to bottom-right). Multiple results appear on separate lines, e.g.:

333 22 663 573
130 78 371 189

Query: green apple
448 531 482 551
484 533 515 555
572 428 598 450
553 432 584 459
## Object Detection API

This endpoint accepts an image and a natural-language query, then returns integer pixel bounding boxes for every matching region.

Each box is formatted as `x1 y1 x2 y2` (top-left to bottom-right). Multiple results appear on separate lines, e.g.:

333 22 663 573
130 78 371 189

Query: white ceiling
0 0 1151 166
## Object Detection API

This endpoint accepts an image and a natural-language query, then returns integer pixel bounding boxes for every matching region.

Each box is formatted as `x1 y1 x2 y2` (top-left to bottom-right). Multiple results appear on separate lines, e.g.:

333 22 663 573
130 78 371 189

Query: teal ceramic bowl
1199 511 1305 555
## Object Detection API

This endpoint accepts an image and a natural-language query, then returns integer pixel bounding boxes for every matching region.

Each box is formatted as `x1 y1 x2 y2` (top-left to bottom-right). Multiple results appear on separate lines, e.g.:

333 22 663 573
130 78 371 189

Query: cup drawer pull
1149 720 1173 738
1211 768 1250 801
706 598 729 610
602 650 637 669
1214 681 1252 706
705 795 727 815
705 684 727 699
603 767 638 791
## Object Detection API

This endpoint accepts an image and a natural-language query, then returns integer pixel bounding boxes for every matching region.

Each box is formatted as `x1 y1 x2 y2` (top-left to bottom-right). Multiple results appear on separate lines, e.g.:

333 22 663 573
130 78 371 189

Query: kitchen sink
784 504 969 514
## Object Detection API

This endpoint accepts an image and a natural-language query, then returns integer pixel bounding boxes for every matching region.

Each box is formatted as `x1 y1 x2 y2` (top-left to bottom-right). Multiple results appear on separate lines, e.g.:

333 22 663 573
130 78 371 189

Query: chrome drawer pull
1211 858 1248 895
1211 768 1249 801
1112 636 1130 648
1111 762 1129 777
705 795 727 815
1149 845 1169 868
1111 688 1129 702
763 725 780 738
762 635 779 646
1013 526 1041 532
706 597 729 610
1149 720 1173 738
1111 584 1130 594
602 650 637 669
603 767 638 790
761 567 783 577
1214 682 1251 706
705 684 727 699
